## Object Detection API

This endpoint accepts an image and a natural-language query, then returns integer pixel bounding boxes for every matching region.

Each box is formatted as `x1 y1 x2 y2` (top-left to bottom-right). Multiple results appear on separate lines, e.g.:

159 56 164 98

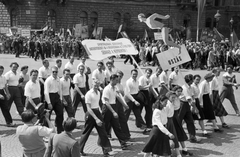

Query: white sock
203 130 208 134
183 148 188 151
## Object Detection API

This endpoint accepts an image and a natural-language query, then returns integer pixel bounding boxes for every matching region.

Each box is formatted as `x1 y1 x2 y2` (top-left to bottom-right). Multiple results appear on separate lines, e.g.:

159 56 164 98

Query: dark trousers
0 89 13 124
34 50 44 61
19 87 26 106
39 79 46 103
125 94 146 128
7 86 24 115
139 90 153 128
70 74 75 89
220 86 239 113
49 93 64 133
107 100 131 139
79 108 112 153
63 95 75 117
102 103 127 146
178 101 196 137
73 87 87 115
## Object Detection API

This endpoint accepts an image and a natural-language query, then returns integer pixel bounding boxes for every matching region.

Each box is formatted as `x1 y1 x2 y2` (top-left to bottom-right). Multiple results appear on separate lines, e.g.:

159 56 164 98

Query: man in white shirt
25 69 41 113
125 69 147 130
77 57 91 91
169 66 180 90
92 61 106 89
60 69 74 117
159 69 169 96
38 59 51 102
5 62 24 120
104 61 116 84
220 65 240 116
0 65 12 126
55 59 63 78
72 65 87 114
79 80 113 156
44 66 63 133
65 56 75 89
102 74 129 150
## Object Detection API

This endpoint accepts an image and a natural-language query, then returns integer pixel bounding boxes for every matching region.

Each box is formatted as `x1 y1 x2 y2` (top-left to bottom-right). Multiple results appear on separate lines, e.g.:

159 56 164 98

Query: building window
214 0 220 6
206 18 212 28
47 10 56 29
10 8 18 27
80 11 88 26
113 12 121 26
123 13 131 28
90 12 98 27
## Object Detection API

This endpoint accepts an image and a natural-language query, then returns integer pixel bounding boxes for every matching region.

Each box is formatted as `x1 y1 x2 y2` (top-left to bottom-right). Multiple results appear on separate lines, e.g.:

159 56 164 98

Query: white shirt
173 97 181 110
44 76 62 104
180 84 194 102
55 65 63 78
159 71 168 84
0 75 6 89
85 89 100 109
199 80 210 106
191 83 200 99
116 83 124 95
4 70 20 86
169 71 180 86
210 76 220 92
126 77 139 95
150 73 160 88
138 75 150 90
24 80 41 99
152 108 171 136
73 73 86 88
64 62 74 74
38 66 51 79
165 100 174 118
92 69 105 84
16 124 53 137
102 84 117 104
104 69 115 82
60 77 70 96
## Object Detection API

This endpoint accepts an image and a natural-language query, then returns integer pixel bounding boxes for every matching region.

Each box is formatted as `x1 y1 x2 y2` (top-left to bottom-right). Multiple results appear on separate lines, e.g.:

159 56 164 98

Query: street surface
0 54 240 157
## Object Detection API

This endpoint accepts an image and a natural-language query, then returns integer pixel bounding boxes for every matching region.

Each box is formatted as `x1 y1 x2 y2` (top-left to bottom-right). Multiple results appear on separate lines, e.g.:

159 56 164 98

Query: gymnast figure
138 13 181 53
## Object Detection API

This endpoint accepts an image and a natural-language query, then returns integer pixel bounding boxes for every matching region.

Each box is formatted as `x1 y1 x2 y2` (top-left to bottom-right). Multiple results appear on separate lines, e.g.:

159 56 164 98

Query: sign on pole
82 38 138 60
156 45 191 70
81 26 89 39
21 29 31 37
96 27 103 39
75 24 82 37
154 32 162 40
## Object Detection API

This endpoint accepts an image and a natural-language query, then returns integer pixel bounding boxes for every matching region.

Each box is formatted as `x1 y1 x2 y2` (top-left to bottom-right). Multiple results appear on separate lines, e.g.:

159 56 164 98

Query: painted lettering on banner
82 38 138 60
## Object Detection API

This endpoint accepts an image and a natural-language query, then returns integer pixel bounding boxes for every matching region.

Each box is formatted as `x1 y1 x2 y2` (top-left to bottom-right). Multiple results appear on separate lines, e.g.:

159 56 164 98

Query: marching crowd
0 50 239 157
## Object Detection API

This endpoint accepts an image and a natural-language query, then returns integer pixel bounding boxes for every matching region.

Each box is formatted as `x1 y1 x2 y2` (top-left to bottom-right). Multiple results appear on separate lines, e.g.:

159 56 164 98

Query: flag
120 31 129 39
67 28 72 36
92 25 97 38
42 25 49 31
72 25 75 36
231 29 239 47
104 36 112 41
117 24 123 34
143 29 148 40
196 0 206 41
213 27 224 41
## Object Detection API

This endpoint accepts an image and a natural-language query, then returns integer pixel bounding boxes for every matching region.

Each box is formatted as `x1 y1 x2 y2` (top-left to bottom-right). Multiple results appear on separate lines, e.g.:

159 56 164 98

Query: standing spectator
0 65 12 126
60 69 74 118
16 109 55 157
220 65 240 116
44 117 80 157
5 62 24 118
44 66 64 133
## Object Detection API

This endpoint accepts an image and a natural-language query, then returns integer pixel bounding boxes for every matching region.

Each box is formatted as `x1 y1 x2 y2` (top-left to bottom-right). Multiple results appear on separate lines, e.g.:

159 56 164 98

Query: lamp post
230 17 234 32
214 10 221 28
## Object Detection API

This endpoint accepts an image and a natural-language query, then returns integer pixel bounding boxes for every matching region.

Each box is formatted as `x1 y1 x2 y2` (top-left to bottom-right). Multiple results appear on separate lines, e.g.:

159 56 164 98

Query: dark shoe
80 152 87 156
143 129 150 135
189 137 201 143
214 128 223 133
6 123 16 127
222 123 230 129
121 146 129 150
182 150 193 156
202 133 211 137
104 152 114 157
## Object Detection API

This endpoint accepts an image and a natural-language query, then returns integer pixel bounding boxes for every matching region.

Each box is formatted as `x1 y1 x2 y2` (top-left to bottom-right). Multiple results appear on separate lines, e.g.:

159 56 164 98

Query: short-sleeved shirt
92 69 105 84
4 70 20 86
150 73 160 88
60 77 70 96
191 83 200 99
38 66 51 79
65 62 74 74
55 65 63 78
44 76 61 104
0 75 6 89
102 84 117 104
73 73 86 88
85 89 100 109
138 75 150 90
159 71 168 84
24 80 41 99
180 84 194 102
210 76 219 91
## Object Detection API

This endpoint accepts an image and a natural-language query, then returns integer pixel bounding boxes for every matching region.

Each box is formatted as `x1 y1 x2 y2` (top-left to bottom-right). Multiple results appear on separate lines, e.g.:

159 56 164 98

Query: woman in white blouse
199 73 222 132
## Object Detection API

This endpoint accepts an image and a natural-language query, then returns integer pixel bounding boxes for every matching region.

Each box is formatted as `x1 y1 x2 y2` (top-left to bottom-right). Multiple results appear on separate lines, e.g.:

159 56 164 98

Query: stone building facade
0 0 206 39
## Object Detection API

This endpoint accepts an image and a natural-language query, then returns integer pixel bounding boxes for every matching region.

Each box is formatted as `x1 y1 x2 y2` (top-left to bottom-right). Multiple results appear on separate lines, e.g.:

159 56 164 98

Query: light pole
214 10 221 28
230 17 234 33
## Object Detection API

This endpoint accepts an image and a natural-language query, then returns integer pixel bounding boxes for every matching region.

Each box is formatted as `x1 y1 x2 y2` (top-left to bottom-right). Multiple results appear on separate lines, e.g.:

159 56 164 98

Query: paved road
0 54 240 157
